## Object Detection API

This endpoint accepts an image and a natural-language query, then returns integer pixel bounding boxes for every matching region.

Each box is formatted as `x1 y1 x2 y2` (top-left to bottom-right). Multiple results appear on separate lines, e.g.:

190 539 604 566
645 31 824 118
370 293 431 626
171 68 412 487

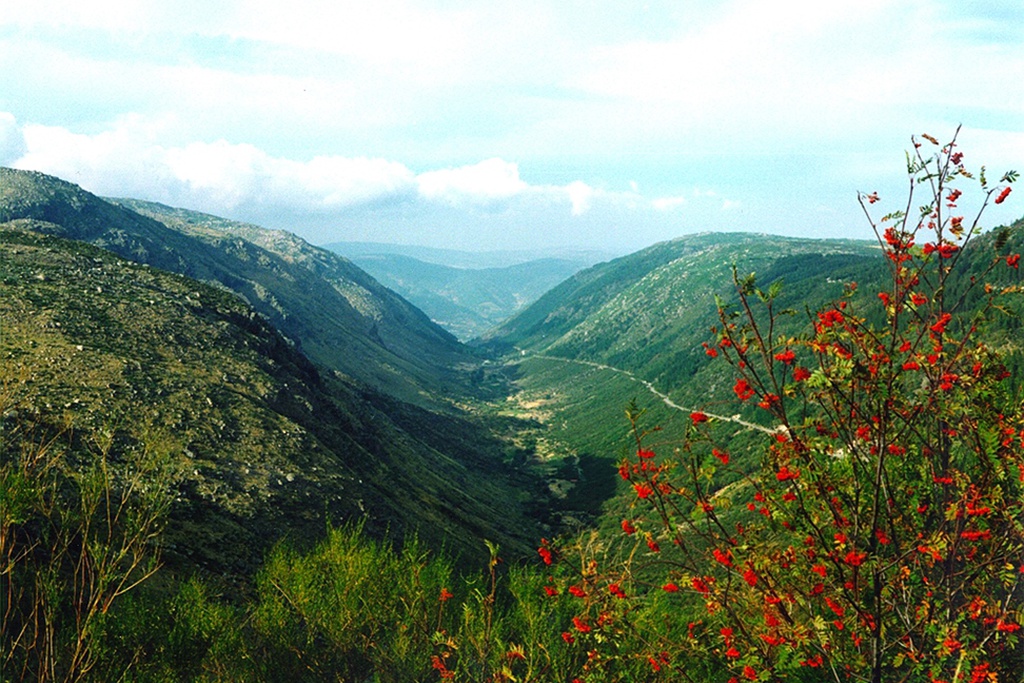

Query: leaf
806 369 829 389
739 272 758 295
906 151 924 175
812 614 828 638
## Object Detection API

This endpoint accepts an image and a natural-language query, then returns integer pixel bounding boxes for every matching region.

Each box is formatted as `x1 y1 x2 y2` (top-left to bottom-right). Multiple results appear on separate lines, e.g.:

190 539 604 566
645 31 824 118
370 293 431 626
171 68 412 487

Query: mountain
480 233 886 466
488 232 879 383
0 168 570 571
0 168 473 406
482 226 1024 522
324 240 613 269
0 221 551 573
333 251 591 340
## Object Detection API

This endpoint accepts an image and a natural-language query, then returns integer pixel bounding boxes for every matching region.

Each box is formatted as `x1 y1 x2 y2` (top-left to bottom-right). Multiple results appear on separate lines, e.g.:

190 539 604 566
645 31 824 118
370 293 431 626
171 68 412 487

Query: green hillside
0 169 473 406
4 201 1021 681
484 234 881 455
483 226 1024 532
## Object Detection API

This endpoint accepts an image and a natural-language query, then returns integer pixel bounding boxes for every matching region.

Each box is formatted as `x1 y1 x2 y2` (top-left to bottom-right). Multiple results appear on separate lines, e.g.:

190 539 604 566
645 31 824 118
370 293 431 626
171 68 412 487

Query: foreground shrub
0 413 179 682
542 131 1023 682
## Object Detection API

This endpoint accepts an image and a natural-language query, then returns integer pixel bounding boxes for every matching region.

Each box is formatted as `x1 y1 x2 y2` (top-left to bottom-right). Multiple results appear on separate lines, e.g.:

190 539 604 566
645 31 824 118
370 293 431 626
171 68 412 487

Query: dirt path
524 352 775 435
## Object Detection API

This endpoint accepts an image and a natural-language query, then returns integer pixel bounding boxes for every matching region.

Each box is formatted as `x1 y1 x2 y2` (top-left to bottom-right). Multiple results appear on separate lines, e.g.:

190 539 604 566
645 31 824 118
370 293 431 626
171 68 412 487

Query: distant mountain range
333 251 594 340
327 242 611 340
324 240 614 269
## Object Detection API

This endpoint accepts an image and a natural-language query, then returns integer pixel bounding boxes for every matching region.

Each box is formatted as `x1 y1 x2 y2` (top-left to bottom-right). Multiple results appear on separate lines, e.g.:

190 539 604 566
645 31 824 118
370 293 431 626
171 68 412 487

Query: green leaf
806 368 829 389
739 272 757 295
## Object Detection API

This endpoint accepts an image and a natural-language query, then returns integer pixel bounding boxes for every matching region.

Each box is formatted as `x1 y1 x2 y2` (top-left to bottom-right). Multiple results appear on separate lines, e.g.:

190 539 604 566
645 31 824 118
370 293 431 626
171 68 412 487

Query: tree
544 131 1023 682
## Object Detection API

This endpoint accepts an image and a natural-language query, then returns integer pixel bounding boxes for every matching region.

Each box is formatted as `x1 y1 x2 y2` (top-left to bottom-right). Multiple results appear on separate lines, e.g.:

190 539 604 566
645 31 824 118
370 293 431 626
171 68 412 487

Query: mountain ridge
324 240 614 269
480 232 887 477
0 168 472 406
482 224 1024 495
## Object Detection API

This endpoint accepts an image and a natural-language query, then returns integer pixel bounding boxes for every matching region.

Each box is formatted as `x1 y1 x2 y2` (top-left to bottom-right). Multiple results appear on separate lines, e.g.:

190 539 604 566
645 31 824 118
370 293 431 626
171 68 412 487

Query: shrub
542 131 1023 682
0 410 179 682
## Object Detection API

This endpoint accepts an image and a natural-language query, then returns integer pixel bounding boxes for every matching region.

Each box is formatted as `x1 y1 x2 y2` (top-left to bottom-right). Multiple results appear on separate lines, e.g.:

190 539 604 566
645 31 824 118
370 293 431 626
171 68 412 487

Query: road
524 352 775 435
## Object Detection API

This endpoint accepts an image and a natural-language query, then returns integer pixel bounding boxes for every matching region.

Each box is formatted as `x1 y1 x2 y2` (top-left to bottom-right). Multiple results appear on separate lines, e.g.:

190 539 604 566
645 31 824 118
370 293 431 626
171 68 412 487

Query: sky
1 1 1022 254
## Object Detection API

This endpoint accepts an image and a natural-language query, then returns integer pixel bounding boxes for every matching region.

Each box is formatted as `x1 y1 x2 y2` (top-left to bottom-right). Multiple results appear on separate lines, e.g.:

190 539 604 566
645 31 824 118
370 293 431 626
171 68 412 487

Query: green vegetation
29 523 681 682
529 137 1024 682
1 407 179 682
481 234 883 481
484 223 1024 513
2 148 1023 680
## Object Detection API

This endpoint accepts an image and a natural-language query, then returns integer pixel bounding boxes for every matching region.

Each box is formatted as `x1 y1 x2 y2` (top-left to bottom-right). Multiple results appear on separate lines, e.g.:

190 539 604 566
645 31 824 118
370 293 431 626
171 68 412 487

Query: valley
522 351 776 435
6 165 1022 568
3 164 1022 682
0 169 575 573
326 242 605 340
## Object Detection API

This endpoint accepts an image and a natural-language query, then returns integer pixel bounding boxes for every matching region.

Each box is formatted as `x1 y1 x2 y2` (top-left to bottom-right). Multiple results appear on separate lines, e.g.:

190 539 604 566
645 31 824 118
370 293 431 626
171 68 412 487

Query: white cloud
0 112 27 165
0 0 148 32
0 0 477 88
571 2 892 108
652 196 686 211
10 116 416 214
164 142 416 211
5 1 1020 176
416 158 528 206
564 181 594 216
556 0 1024 160
5 115 665 234
229 0 472 74
163 141 267 207
15 115 181 197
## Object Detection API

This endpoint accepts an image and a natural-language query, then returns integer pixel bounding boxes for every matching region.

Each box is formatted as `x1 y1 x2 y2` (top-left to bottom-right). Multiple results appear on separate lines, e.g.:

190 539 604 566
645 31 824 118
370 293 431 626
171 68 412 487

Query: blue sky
1 0 1022 253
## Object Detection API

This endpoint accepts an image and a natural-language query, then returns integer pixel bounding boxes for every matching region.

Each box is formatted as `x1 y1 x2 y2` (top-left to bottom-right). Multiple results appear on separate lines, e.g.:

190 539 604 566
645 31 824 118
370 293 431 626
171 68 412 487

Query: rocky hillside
0 168 473 406
0 221 548 574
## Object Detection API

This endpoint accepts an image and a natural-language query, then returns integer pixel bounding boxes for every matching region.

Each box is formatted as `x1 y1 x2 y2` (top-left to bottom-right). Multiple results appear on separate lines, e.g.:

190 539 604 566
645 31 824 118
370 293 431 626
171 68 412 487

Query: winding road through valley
523 352 775 435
